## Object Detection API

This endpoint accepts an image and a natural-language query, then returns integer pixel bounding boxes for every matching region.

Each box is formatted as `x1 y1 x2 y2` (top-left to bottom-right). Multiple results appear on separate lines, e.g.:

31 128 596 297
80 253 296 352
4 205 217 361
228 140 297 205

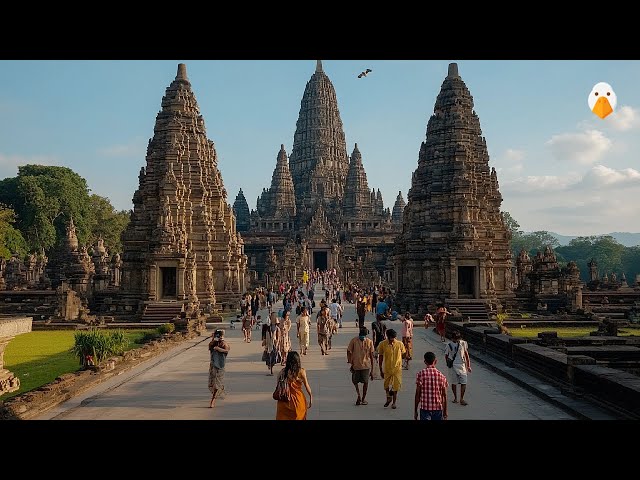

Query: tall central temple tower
394 63 513 312
119 64 247 317
237 61 399 286
289 60 350 219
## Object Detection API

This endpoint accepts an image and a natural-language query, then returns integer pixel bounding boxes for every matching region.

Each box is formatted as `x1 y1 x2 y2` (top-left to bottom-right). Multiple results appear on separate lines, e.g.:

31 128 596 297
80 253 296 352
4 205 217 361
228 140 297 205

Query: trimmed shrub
157 323 175 335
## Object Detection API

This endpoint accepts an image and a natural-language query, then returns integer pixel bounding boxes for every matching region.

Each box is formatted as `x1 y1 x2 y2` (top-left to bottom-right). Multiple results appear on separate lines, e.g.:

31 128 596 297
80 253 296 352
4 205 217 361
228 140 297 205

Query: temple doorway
160 267 177 299
458 266 475 298
313 251 328 271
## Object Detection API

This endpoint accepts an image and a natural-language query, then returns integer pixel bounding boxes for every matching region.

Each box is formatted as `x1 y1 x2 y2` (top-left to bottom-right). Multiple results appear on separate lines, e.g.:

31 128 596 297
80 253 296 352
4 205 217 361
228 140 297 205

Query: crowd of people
208 269 469 420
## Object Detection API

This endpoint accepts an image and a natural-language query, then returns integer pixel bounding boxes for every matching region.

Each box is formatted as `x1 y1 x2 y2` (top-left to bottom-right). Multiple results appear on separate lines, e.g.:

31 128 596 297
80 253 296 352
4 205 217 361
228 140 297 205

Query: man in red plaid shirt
414 351 448 420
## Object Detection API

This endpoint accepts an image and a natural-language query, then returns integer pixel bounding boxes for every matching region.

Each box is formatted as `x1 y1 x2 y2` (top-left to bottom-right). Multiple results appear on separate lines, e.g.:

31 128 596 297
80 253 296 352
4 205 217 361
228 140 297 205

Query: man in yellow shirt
377 328 406 409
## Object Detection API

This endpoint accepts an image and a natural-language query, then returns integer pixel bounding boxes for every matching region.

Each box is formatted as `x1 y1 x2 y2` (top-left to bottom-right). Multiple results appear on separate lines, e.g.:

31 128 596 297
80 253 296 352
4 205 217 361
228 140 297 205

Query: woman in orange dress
275 351 313 420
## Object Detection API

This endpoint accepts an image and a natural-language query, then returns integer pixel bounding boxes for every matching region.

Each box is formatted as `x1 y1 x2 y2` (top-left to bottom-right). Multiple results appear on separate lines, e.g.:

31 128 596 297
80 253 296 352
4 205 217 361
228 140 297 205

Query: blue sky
0 60 639 236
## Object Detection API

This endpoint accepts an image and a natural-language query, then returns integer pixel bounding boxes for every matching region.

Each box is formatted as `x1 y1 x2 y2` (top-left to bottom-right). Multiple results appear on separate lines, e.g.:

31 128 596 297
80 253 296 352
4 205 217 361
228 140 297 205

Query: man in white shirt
329 299 343 328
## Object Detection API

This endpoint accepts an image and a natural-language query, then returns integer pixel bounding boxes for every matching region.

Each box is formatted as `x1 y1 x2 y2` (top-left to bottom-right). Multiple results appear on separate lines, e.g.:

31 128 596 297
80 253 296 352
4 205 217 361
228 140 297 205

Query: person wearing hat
208 329 230 408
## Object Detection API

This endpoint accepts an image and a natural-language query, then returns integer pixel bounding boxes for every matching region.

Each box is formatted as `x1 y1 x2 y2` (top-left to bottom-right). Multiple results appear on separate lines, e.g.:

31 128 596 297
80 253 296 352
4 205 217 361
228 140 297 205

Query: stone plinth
0 316 32 395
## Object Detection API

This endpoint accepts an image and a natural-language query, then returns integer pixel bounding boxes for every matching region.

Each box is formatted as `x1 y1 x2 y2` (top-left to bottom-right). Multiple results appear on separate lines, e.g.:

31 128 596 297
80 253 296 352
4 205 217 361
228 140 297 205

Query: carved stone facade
239 62 399 286
47 218 95 294
513 245 583 312
232 188 250 233
392 191 406 225
394 63 514 311
117 64 247 315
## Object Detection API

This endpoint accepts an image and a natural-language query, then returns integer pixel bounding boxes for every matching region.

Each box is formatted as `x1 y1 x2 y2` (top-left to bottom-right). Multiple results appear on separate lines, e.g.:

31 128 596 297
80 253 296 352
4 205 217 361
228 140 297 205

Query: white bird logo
588 82 617 119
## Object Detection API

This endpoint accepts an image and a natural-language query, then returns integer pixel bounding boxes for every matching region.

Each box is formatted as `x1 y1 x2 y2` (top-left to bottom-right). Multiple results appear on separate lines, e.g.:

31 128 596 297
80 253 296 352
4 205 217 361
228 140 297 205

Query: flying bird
358 68 372 79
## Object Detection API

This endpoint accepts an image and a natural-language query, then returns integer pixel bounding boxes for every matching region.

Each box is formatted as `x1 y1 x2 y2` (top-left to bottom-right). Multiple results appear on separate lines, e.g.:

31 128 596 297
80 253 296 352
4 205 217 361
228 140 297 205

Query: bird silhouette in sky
358 68 372 79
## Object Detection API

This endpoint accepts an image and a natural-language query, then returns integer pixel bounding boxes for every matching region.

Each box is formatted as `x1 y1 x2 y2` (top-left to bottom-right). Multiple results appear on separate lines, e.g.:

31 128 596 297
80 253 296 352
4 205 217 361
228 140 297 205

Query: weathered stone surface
117 63 247 315
256 145 297 219
232 189 250 233
394 63 513 310
391 191 406 225
240 62 398 286
0 316 32 395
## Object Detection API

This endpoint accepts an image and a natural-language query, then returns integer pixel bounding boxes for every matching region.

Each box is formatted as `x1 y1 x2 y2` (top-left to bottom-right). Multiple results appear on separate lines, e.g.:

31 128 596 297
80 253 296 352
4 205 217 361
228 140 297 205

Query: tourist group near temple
1 61 639 329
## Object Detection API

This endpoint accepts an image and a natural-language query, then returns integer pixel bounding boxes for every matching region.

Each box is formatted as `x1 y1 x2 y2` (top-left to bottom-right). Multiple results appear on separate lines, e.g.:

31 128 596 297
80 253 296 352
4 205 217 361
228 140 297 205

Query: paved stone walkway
37 291 576 420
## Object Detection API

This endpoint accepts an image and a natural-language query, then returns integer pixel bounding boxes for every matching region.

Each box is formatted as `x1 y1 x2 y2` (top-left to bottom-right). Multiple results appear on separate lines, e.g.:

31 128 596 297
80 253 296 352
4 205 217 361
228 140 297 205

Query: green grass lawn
510 326 640 339
1 329 153 400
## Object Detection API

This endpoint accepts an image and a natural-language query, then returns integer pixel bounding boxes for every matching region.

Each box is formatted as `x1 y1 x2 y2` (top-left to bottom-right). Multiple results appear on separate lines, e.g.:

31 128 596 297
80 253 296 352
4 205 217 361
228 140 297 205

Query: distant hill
545 232 640 247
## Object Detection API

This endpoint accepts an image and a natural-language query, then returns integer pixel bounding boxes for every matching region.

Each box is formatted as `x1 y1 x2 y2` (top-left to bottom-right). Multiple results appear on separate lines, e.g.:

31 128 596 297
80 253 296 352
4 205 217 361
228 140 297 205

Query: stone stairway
446 299 490 322
141 302 184 323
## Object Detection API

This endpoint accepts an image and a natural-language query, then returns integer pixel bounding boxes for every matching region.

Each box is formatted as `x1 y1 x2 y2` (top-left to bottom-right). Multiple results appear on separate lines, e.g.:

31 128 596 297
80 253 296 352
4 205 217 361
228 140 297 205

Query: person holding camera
208 329 230 408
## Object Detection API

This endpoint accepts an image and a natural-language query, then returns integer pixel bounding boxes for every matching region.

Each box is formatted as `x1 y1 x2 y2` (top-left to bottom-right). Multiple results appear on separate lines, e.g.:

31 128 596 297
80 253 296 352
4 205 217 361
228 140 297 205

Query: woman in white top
444 330 472 405
296 306 311 355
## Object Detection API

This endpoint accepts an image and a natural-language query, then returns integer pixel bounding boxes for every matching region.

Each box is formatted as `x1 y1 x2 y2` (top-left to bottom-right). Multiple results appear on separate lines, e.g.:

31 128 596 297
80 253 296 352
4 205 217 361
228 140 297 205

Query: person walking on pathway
371 315 387 378
279 310 292 366
316 306 331 355
435 304 451 342
329 298 340 328
402 312 414 370
356 295 367 329
208 329 230 408
296 306 311 355
445 330 472 405
263 313 281 376
275 351 313 420
414 351 448 421
377 328 406 409
347 327 375 406
242 309 254 343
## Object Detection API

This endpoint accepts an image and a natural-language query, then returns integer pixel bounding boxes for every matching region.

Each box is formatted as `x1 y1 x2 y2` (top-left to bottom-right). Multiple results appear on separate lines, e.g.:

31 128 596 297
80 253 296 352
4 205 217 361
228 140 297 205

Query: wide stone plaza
37 294 583 420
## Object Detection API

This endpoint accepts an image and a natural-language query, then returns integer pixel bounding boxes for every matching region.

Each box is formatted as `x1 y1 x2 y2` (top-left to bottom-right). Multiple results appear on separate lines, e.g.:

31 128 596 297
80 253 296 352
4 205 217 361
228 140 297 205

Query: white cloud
97 137 146 158
607 105 640 131
503 174 581 193
581 164 640 187
546 129 611 165
0 153 59 178
493 148 525 177
503 148 524 163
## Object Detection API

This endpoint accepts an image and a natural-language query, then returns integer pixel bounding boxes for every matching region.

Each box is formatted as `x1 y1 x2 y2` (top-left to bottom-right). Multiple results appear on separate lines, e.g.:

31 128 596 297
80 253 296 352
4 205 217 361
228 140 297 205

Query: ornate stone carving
394 63 513 307
119 63 246 312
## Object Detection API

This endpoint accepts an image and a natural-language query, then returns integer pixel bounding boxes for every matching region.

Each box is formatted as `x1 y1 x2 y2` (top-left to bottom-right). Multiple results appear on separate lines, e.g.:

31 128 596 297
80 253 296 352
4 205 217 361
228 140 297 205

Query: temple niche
394 63 514 312
240 61 399 286
112 64 246 320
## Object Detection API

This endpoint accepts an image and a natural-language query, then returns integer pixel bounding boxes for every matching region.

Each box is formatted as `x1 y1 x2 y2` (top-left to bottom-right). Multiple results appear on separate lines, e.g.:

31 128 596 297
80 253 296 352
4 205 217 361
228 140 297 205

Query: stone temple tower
120 64 247 316
288 60 349 220
233 189 250 233
394 63 513 313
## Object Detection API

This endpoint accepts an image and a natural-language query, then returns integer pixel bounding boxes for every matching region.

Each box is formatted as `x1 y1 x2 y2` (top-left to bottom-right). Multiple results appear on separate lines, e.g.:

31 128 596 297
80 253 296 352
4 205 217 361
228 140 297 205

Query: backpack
318 316 330 334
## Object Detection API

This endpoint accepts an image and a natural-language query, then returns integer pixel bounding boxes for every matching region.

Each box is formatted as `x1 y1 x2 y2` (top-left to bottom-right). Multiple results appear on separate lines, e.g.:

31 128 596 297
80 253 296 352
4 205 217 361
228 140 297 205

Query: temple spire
316 60 323 73
176 63 188 81
447 62 459 79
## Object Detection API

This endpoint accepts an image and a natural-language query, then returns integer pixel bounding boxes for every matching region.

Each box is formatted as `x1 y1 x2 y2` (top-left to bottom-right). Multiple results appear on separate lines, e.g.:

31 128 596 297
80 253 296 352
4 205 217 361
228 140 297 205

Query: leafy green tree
0 165 93 252
87 194 130 254
556 236 626 282
501 211 521 237
503 211 559 255
0 206 27 259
